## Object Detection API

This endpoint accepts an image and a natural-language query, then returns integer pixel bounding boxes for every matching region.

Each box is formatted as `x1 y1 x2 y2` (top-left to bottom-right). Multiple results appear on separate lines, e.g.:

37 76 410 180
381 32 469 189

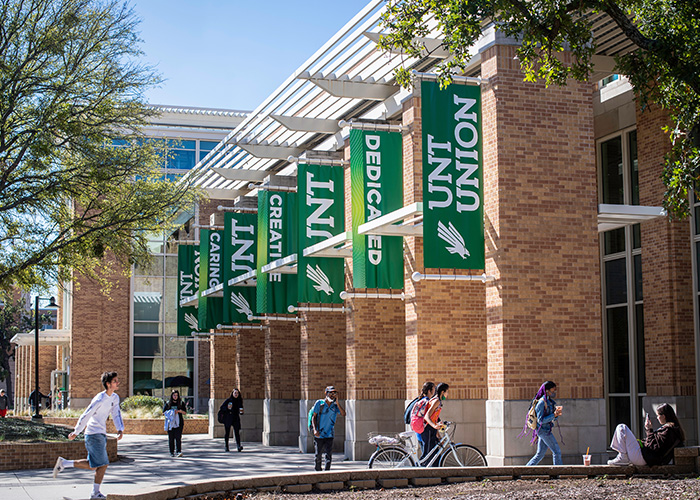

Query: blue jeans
526 431 562 465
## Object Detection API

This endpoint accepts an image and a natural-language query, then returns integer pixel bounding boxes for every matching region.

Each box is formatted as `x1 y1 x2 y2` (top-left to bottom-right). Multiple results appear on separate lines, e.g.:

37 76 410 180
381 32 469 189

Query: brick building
12 0 699 466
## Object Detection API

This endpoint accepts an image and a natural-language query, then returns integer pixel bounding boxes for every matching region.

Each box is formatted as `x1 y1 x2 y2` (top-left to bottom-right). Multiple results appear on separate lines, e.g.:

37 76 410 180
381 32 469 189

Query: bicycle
367 422 487 468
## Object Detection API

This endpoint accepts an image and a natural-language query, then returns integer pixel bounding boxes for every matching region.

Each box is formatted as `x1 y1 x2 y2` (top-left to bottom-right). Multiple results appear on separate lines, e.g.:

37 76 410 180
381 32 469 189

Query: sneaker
607 453 630 466
90 493 106 499
52 457 65 479
177 452 183 457
170 453 175 457
238 446 243 452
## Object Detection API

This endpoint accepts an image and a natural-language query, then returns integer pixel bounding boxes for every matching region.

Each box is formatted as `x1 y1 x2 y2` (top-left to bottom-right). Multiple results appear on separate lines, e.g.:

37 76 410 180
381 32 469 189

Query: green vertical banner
198 229 224 330
421 80 484 269
177 244 200 336
350 129 404 289
223 212 257 323
297 164 344 304
256 191 298 314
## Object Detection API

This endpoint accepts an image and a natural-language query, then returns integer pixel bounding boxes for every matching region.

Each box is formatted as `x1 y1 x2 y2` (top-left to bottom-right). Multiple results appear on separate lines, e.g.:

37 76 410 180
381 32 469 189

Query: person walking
219 388 244 452
409 381 435 456
525 381 563 466
608 403 685 466
163 390 187 457
421 382 449 460
0 389 8 417
52 371 124 500
310 385 345 471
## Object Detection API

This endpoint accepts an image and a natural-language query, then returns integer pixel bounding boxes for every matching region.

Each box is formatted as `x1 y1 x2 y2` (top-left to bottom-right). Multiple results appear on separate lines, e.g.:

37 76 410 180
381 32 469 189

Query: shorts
85 433 109 468
0 409 7 417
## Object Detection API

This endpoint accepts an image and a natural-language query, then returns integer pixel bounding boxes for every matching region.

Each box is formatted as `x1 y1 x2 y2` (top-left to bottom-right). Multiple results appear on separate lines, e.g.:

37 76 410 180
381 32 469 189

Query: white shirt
74 391 124 435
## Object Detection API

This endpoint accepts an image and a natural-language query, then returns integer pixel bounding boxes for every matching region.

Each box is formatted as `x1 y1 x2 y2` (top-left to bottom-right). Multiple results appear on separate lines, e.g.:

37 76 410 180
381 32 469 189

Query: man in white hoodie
53 371 124 500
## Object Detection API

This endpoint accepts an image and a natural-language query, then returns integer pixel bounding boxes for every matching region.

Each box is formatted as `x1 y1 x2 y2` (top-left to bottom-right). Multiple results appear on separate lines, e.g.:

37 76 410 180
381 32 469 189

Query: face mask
441 395 446 401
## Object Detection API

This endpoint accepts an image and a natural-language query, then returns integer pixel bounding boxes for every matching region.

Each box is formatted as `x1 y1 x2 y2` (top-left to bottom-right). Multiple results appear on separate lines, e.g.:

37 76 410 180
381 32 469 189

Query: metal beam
363 32 450 58
180 292 199 308
237 142 304 160
260 254 298 274
204 188 247 200
211 168 270 182
270 115 340 134
358 202 424 237
597 204 666 232
302 231 352 258
299 72 399 101
229 270 257 287
200 284 224 298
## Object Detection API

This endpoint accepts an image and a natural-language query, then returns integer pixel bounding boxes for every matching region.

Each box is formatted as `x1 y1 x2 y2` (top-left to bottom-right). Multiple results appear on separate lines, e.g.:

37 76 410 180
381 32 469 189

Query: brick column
263 322 300 446
637 104 696 442
402 95 488 451
208 336 236 438
299 310 346 452
237 328 265 442
481 45 604 464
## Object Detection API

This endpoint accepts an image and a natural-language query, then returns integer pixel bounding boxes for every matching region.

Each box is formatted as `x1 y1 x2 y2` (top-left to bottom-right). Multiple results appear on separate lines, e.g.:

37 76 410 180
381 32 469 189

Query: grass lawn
0 417 79 442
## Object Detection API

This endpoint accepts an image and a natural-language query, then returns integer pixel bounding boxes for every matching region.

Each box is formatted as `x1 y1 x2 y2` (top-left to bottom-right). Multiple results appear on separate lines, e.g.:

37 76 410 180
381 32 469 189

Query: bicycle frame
403 423 460 467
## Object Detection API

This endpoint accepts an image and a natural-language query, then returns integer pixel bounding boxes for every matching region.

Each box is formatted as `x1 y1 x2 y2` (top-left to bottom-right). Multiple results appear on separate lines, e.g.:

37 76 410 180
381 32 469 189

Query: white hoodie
74 391 124 435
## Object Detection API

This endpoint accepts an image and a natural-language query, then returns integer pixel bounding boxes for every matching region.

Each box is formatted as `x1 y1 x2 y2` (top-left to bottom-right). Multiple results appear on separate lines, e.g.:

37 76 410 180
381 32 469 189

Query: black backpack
404 396 420 424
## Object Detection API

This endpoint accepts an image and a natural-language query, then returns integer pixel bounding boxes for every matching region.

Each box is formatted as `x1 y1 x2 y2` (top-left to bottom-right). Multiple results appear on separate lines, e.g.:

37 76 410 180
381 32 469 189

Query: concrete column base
263 398 298 446
420 399 487 453
643 396 697 446
299 399 345 453
208 398 263 442
486 398 607 465
344 399 405 461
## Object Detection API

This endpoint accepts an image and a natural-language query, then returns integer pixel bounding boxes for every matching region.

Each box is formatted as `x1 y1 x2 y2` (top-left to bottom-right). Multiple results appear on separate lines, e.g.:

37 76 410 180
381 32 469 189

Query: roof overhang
12 329 71 346
598 204 667 232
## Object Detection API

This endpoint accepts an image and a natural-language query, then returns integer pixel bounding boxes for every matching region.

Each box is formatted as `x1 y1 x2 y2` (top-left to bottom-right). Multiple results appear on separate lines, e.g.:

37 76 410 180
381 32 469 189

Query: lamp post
32 296 59 420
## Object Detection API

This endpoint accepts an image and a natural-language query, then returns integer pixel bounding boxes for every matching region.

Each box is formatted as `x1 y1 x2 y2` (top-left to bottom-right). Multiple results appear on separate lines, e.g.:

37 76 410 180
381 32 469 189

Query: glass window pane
165 256 178 277
636 304 646 393
601 137 624 204
628 131 638 205
168 139 196 150
695 205 700 235
609 396 631 441
133 358 163 396
697 241 700 289
168 150 196 170
134 257 164 277
605 258 627 305
134 336 162 357
134 291 162 321
164 336 189 358
607 307 630 393
634 254 643 301
134 321 160 334
633 224 641 249
199 140 219 152
604 228 626 255
164 278 177 322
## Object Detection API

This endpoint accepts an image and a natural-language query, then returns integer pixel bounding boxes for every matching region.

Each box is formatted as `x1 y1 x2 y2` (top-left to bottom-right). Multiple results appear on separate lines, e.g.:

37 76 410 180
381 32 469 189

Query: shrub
120 395 163 412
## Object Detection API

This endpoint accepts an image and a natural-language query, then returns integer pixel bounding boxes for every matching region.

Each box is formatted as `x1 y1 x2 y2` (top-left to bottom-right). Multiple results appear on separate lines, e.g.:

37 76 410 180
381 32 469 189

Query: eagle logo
437 220 470 259
230 292 253 317
307 264 334 296
184 312 198 331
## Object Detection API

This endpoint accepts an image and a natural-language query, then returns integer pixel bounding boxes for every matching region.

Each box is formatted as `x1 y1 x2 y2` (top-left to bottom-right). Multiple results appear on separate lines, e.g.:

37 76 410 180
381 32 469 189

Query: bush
120 395 163 412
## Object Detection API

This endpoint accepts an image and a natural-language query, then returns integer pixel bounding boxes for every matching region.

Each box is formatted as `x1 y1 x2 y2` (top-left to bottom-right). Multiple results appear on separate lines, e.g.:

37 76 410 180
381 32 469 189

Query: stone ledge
0 437 118 471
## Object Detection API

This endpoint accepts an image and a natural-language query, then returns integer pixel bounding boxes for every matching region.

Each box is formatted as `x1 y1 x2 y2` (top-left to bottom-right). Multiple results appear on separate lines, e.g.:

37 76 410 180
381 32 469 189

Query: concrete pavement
0 434 367 500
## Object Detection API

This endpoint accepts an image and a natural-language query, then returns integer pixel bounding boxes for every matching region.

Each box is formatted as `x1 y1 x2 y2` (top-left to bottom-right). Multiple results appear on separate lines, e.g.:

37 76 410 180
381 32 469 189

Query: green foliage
120 395 163 412
379 0 700 218
0 295 34 391
0 0 203 292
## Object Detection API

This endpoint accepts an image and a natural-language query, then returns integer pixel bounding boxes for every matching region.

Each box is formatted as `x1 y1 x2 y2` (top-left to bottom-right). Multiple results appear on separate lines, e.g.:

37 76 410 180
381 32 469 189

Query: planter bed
0 436 118 471
20 416 209 435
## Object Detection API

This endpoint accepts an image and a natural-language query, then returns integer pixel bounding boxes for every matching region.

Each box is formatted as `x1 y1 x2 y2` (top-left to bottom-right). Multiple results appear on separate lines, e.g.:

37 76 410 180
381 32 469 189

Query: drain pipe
216 324 267 330
246 314 300 323
288 305 350 313
339 291 405 300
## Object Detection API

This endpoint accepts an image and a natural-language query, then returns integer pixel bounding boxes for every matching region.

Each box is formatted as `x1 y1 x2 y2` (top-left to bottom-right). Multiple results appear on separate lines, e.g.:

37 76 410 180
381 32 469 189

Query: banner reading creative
297 164 344 304
421 80 484 270
198 229 224 330
350 129 404 289
223 212 257 323
256 190 298 314
177 244 200 336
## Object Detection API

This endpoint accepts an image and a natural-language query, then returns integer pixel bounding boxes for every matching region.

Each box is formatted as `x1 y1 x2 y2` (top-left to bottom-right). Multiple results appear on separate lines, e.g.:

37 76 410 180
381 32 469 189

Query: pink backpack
410 398 430 433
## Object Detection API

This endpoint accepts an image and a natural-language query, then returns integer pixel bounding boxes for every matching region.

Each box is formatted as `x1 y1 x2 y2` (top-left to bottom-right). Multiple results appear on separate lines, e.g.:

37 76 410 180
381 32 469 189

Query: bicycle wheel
439 444 487 467
368 446 416 468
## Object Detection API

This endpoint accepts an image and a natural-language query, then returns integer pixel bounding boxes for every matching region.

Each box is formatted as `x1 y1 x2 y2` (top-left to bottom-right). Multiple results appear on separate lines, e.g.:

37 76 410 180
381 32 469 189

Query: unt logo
230 292 253 317
437 220 469 259
306 264 333 296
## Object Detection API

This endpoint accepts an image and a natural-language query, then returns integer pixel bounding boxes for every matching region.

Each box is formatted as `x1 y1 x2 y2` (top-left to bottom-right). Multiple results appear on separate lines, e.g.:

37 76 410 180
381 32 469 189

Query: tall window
599 128 645 438
693 194 700 382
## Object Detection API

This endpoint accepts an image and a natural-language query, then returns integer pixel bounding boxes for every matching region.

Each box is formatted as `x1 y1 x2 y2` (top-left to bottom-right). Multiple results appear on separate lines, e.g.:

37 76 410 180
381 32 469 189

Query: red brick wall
210 336 237 400
265 323 300 400
636 104 695 396
481 45 603 400
300 311 346 400
237 328 265 400
0 435 118 471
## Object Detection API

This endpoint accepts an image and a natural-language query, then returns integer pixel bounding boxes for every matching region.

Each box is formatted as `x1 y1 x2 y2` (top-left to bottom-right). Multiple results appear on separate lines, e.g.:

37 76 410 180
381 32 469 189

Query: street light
32 296 59 420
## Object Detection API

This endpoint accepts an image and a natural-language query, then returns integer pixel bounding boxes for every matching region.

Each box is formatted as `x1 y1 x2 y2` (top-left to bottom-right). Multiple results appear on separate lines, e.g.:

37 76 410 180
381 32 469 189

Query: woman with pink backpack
409 381 435 456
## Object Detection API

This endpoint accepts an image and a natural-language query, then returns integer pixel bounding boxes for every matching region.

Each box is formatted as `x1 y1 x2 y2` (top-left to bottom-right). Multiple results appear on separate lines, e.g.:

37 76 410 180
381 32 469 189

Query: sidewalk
0 434 366 500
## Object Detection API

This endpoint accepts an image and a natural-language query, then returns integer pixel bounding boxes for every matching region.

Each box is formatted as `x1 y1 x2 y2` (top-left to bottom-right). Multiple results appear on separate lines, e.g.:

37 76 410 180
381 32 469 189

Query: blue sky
131 1 372 111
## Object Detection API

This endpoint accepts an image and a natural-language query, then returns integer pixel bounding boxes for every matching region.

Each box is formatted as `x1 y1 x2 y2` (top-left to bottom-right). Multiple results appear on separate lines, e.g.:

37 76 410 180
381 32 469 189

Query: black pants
314 437 334 471
420 425 438 460
168 425 183 454
224 421 241 450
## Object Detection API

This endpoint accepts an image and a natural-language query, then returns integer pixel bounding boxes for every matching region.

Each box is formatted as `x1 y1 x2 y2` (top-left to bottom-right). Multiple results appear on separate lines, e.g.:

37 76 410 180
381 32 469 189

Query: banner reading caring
198 229 224 330
421 80 484 270
297 164 344 304
223 212 257 323
256 190 298 314
177 244 200 336
350 129 404 289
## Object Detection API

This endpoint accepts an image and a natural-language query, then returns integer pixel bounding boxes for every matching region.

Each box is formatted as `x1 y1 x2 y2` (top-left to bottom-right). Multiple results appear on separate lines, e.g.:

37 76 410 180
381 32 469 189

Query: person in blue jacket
526 381 563 465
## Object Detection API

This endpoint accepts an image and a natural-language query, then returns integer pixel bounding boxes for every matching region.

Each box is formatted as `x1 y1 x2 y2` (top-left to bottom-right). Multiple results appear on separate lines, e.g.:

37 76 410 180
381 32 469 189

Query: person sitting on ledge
608 403 685 466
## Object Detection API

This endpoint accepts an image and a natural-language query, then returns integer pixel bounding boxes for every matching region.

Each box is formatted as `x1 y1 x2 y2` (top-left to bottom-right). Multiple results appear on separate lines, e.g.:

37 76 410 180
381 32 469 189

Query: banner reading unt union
198 229 224 330
256 190 298 314
223 212 257 323
177 244 200 336
297 164 344 304
421 80 484 270
350 129 404 289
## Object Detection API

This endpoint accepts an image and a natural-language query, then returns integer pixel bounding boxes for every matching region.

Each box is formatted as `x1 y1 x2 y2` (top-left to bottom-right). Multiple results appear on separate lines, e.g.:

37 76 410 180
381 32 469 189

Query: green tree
379 0 700 218
0 0 202 291
0 295 34 403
